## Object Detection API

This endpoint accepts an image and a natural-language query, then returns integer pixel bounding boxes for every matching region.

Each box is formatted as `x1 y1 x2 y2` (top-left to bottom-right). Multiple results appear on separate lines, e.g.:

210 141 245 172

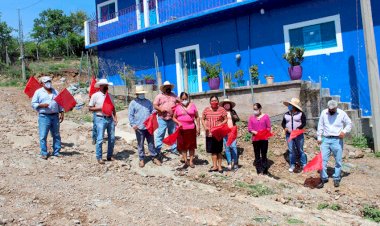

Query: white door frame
175 44 202 94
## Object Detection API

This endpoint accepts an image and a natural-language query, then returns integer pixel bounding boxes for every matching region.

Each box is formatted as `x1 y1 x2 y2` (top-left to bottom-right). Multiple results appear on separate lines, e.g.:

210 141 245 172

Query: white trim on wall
175 44 202 94
283 14 343 57
97 0 119 27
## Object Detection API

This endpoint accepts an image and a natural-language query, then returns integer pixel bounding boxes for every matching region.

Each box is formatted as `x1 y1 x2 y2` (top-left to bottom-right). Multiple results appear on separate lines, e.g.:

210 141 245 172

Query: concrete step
321 88 330 97
321 96 340 109
361 117 372 138
338 102 351 111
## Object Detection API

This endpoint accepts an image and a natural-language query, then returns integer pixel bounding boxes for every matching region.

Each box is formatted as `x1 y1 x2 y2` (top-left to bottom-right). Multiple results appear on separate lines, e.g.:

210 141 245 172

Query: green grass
374 152 380 158
253 216 268 223
0 79 23 87
287 218 304 224
317 203 329 210
243 132 251 142
349 135 369 149
317 203 341 211
82 114 92 123
363 206 380 223
234 181 274 197
199 173 206 178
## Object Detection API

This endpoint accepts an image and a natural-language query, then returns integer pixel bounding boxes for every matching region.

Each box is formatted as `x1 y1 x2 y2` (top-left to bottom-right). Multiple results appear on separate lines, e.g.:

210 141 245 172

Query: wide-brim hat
40 76 52 83
160 81 175 92
283 97 303 111
219 98 236 108
135 85 147 94
95 78 113 88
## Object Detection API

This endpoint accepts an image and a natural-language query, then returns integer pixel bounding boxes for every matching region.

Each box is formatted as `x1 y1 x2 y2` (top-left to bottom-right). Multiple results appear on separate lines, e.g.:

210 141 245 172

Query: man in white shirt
317 100 352 188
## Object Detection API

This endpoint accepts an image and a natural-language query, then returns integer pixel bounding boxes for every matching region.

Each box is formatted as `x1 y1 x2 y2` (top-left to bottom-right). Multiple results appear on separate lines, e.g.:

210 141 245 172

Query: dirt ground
1 86 380 226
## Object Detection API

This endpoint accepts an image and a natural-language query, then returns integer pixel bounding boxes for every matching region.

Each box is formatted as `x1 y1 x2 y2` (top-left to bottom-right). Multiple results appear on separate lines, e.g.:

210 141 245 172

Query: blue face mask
288 105 293 111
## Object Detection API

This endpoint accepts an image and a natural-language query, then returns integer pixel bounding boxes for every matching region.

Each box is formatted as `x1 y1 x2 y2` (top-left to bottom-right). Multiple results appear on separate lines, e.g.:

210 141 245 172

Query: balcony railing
85 0 238 46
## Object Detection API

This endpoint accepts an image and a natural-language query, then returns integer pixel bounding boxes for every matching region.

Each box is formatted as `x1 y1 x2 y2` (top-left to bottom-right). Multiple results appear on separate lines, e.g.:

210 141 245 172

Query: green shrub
317 203 329 210
349 135 369 149
234 181 274 197
363 206 380 223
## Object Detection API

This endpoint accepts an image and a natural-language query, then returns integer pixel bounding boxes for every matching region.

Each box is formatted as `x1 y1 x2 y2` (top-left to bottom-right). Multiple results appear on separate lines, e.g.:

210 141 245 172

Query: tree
0 14 15 64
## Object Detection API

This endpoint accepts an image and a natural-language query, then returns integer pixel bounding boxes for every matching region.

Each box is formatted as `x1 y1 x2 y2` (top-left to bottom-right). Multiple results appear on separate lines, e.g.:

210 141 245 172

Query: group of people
31 77 352 188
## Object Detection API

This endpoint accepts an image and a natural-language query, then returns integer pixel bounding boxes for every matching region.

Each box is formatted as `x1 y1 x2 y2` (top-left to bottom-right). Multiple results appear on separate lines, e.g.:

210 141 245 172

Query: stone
73 219 81 224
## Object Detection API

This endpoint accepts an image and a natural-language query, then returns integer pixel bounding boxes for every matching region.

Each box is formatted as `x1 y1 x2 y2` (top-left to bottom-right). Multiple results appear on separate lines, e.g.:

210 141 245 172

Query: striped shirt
202 106 227 132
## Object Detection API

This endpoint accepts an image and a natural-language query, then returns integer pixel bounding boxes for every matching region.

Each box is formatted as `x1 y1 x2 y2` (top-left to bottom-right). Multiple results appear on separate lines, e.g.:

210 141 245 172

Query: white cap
40 76 52 83
327 100 338 109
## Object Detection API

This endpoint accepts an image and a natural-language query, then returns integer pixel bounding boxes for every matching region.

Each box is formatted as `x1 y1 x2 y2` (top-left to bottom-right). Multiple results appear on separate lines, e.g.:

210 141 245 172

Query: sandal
208 167 218 172
189 163 195 168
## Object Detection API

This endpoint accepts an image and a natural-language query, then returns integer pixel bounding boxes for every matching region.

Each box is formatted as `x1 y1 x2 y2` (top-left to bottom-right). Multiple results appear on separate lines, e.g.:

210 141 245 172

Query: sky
0 0 95 39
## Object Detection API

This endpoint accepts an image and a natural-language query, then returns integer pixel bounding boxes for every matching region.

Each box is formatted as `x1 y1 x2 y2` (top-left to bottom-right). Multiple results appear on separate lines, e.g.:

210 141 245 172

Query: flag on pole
226 126 238 146
163 127 181 146
102 93 114 116
303 152 323 172
24 76 41 98
211 124 231 141
54 88 77 112
253 129 274 141
144 112 159 135
89 76 99 98
288 129 305 142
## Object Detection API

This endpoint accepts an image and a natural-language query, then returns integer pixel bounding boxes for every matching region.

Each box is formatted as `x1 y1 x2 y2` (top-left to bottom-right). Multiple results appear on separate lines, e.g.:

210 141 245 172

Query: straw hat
135 85 147 94
40 76 52 83
283 97 303 111
160 81 175 92
95 78 113 88
219 98 236 108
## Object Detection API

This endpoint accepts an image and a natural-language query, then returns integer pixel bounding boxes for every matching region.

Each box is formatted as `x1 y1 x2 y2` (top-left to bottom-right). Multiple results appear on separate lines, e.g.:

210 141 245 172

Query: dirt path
0 87 379 225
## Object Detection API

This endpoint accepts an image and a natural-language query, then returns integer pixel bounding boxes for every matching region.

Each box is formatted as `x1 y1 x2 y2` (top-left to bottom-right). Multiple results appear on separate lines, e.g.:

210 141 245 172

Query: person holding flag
281 98 307 172
128 85 161 168
248 103 272 175
316 100 352 188
89 79 117 164
89 77 99 145
31 76 64 159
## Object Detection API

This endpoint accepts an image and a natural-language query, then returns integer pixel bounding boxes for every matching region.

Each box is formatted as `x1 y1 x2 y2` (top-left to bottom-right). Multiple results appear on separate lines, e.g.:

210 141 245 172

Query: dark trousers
253 140 269 173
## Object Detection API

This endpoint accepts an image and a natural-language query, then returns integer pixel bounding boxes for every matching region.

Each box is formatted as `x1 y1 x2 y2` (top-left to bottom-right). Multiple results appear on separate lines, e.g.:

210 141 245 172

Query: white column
136 0 141 29
84 21 90 46
143 0 150 27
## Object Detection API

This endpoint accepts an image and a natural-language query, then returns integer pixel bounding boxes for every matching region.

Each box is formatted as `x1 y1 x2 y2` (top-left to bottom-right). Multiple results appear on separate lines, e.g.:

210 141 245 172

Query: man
128 85 161 167
31 76 64 159
153 81 178 156
89 78 118 164
317 100 352 188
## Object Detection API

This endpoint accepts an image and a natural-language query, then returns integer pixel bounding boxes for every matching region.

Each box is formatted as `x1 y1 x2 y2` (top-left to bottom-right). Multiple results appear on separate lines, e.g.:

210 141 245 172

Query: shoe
92 140 96 145
334 180 340 187
98 159 105 164
263 168 268 175
41 155 48 160
317 180 328 189
152 158 162 166
139 160 145 168
288 165 295 173
227 164 232 171
233 165 239 171
208 167 218 172
107 157 116 161
189 163 195 168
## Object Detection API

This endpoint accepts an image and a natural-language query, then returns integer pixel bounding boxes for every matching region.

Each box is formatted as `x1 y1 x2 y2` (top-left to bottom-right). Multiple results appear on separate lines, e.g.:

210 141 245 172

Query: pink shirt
174 103 198 130
153 93 177 120
248 114 271 141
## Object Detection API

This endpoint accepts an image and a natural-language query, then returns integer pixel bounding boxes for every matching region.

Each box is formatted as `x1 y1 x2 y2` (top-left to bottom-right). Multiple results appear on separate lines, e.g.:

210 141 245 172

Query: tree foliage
0 14 15 63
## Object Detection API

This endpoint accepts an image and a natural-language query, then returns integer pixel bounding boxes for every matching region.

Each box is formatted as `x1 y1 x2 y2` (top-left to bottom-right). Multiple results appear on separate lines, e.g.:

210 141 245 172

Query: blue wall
97 0 380 116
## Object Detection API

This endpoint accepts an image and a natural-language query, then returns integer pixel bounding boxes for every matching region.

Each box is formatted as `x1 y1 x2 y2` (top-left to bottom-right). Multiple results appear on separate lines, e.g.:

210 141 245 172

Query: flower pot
288 65 303 80
237 79 245 87
208 77 220 90
224 82 230 89
145 79 155 84
266 76 274 84
252 77 259 85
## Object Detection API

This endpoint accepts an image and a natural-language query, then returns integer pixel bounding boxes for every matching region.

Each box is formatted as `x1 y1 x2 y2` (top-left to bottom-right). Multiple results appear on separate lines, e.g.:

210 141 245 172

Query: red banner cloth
253 129 274 141
144 112 158 135
211 124 231 141
89 76 99 98
24 76 41 98
288 129 305 142
102 93 114 116
226 126 238 146
163 127 180 146
303 152 323 172
54 88 77 112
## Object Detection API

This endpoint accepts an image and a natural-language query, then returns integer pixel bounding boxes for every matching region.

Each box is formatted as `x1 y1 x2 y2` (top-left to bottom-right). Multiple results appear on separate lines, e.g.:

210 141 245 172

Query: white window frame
283 14 343 57
97 0 119 27
175 44 202 94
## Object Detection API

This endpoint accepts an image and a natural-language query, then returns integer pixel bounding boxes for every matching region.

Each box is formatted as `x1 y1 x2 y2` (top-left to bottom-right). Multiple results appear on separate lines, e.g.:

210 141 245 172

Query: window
283 15 343 57
97 0 119 26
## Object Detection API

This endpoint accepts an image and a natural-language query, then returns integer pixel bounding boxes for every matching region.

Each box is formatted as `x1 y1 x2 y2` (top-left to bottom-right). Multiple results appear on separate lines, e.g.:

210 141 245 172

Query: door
138 0 158 28
179 50 199 94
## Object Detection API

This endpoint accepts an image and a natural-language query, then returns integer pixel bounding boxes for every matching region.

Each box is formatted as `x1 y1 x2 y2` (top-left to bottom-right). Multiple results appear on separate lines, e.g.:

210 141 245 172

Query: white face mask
44 82 52 89
253 110 260 116
137 94 145 99
182 100 189 106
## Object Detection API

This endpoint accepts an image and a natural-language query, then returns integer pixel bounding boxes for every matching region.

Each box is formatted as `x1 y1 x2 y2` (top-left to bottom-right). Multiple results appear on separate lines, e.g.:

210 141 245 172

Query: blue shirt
128 98 153 130
31 87 63 114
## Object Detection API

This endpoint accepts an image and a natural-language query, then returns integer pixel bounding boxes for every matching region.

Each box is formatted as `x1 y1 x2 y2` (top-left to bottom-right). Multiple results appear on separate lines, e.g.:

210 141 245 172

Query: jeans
92 112 97 142
286 133 307 167
38 113 61 156
135 129 157 160
320 137 343 182
223 136 238 164
95 116 115 160
252 140 268 173
155 117 177 153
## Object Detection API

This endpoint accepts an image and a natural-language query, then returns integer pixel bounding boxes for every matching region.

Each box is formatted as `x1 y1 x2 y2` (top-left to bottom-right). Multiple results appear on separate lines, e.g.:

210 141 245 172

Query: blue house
85 0 380 116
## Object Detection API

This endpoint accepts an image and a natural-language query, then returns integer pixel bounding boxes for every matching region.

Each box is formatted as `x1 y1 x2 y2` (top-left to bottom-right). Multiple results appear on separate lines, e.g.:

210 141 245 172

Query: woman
248 103 271 175
281 98 307 172
173 92 200 168
220 98 240 171
202 96 227 173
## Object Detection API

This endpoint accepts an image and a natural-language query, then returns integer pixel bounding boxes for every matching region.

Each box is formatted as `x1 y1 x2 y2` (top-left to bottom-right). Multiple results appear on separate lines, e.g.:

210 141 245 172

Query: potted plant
265 74 274 84
234 69 245 87
283 47 305 80
144 75 155 84
201 60 221 90
224 72 235 89
249 64 259 85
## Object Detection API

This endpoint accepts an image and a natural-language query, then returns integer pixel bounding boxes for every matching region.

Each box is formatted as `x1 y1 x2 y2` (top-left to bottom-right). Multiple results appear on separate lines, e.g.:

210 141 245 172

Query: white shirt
317 108 352 141
89 91 114 116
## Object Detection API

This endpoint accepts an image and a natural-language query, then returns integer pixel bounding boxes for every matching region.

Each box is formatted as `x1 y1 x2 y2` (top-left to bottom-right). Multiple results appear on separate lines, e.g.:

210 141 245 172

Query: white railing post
143 0 150 27
84 21 90 46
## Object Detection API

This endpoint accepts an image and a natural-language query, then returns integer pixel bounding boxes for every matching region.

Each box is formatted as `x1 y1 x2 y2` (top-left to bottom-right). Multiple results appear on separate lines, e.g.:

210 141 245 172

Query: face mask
211 102 219 109
182 100 189 106
253 110 260 116
165 88 171 94
288 105 293 111
329 110 336 115
102 86 108 92
224 104 231 110
137 94 145 99
44 82 52 89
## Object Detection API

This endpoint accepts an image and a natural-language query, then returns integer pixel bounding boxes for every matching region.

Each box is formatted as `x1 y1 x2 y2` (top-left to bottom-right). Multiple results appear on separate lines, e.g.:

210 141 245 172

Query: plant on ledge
249 64 259 85
283 46 305 80
234 69 244 87
200 60 221 90
144 74 155 84
224 72 235 89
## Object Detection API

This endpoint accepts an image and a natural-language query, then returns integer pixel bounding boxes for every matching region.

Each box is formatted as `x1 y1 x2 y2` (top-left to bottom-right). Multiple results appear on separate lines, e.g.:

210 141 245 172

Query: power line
19 0 44 11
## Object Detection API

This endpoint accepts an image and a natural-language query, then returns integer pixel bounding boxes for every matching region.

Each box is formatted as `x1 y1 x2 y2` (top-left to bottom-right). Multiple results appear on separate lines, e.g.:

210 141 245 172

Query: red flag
102 93 114 116
24 76 41 98
89 76 99 98
54 88 77 112
254 129 274 141
226 126 238 146
288 129 305 142
144 112 159 135
211 124 231 141
303 152 322 172
163 127 180 146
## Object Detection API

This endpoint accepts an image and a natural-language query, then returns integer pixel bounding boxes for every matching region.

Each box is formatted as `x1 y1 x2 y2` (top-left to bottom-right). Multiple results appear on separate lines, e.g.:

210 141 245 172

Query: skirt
206 136 223 154
177 128 197 150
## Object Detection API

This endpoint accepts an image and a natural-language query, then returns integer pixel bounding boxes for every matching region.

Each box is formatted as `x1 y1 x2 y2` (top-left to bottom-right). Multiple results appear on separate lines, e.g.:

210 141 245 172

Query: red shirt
202 106 227 136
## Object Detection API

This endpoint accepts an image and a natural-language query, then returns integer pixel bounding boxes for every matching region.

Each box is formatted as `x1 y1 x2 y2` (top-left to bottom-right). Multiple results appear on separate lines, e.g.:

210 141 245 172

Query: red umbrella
303 152 323 172
211 124 231 141
102 93 114 116
24 76 41 98
226 126 237 146
163 127 180 146
288 129 305 142
253 129 273 141
144 112 158 135
54 88 77 112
